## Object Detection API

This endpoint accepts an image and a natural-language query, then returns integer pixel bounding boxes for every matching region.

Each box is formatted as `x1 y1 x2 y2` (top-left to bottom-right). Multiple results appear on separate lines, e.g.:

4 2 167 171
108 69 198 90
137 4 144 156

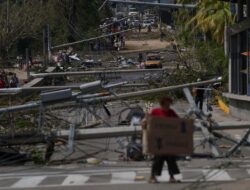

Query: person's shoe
169 177 181 183
148 176 158 184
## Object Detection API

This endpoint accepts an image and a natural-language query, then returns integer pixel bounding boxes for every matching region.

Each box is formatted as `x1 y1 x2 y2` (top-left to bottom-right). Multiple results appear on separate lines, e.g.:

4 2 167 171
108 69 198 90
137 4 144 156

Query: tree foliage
0 1 48 58
177 0 234 44
173 0 229 87
0 0 110 60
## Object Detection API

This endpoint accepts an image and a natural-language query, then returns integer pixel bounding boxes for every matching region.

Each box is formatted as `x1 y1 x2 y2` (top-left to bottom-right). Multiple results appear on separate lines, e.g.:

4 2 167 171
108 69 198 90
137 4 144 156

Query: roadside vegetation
0 0 111 63
171 0 234 88
143 0 235 102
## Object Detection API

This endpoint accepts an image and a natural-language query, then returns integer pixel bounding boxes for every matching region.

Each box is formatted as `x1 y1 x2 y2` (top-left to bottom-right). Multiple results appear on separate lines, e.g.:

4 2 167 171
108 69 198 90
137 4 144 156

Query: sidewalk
173 100 250 127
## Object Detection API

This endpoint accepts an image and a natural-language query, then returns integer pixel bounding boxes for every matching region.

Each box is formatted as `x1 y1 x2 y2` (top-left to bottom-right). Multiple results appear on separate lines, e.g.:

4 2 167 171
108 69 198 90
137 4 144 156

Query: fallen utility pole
51 29 133 50
108 0 197 9
0 83 148 95
82 78 222 104
31 68 164 78
98 0 109 11
1 120 250 146
0 79 221 115
0 102 41 114
0 126 141 146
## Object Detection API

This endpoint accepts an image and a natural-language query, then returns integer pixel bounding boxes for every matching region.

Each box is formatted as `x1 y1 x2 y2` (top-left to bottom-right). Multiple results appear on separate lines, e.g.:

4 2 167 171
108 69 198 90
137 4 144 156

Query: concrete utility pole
0 79 221 115
47 24 51 65
51 29 133 50
6 0 9 33
98 0 109 11
43 26 47 68
25 48 30 80
107 0 196 9
6 0 9 57
158 0 162 33
83 79 222 104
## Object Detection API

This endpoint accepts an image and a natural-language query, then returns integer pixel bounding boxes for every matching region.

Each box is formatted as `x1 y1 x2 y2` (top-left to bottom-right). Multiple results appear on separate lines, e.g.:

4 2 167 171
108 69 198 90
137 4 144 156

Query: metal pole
47 24 51 64
0 79 221 114
31 68 164 78
107 0 196 9
98 0 108 11
0 83 148 95
67 124 75 154
25 48 30 80
158 0 162 33
51 29 133 50
43 26 47 67
82 79 222 104
6 0 9 33
6 0 9 57
0 102 40 114
226 128 250 157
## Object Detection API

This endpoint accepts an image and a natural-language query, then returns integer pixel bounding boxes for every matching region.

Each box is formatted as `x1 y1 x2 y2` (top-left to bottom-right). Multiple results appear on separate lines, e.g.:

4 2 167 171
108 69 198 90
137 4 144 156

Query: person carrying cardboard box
141 97 181 184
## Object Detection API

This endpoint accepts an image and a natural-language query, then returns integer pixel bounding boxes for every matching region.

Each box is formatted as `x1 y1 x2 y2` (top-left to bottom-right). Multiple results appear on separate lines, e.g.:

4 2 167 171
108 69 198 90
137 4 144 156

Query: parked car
131 19 140 27
145 52 162 69
142 20 152 28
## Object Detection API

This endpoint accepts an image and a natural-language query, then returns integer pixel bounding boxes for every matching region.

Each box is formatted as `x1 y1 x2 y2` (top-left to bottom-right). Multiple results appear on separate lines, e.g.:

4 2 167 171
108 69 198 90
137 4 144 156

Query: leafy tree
0 1 48 59
170 0 229 88
0 0 111 61
178 0 234 44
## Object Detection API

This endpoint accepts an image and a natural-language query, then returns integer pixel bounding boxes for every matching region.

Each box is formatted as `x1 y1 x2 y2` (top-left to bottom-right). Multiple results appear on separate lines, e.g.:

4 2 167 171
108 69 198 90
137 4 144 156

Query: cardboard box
143 116 194 156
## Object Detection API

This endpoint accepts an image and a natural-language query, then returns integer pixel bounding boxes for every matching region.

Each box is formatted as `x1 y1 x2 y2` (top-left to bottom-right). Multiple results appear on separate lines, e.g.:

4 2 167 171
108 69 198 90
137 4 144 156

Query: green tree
0 0 110 61
0 1 48 59
178 0 234 44
174 0 229 84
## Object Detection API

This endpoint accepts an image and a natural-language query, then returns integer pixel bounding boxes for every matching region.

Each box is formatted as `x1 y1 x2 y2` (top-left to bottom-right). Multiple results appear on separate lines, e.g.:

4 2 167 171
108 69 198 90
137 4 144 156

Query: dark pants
151 155 180 177
195 96 203 110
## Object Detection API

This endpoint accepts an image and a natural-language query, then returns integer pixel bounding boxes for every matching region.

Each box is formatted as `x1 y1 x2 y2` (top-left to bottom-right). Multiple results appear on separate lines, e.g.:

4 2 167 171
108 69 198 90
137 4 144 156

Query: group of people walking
0 71 19 88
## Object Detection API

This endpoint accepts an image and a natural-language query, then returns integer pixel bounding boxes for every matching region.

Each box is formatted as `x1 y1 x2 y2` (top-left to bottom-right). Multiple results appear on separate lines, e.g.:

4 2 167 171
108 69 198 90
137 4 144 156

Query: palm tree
178 0 234 44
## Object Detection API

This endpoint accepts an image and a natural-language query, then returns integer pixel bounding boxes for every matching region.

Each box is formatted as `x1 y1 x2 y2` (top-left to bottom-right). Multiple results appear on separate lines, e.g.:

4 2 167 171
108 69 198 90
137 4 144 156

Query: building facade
222 0 250 120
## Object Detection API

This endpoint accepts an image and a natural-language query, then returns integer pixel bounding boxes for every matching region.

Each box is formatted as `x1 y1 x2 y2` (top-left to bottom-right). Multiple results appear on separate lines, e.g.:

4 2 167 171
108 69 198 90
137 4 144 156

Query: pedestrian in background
10 73 19 87
170 38 177 51
138 23 142 33
141 97 181 183
160 31 165 41
193 78 205 111
1 71 9 88
147 25 152 33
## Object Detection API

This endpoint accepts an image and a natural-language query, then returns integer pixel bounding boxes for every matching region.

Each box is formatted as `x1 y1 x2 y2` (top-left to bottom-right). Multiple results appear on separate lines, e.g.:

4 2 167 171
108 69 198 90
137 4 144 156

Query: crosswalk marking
246 169 250 176
157 170 170 182
111 172 136 184
62 175 89 186
157 171 183 182
11 176 46 188
202 170 234 181
0 169 246 189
